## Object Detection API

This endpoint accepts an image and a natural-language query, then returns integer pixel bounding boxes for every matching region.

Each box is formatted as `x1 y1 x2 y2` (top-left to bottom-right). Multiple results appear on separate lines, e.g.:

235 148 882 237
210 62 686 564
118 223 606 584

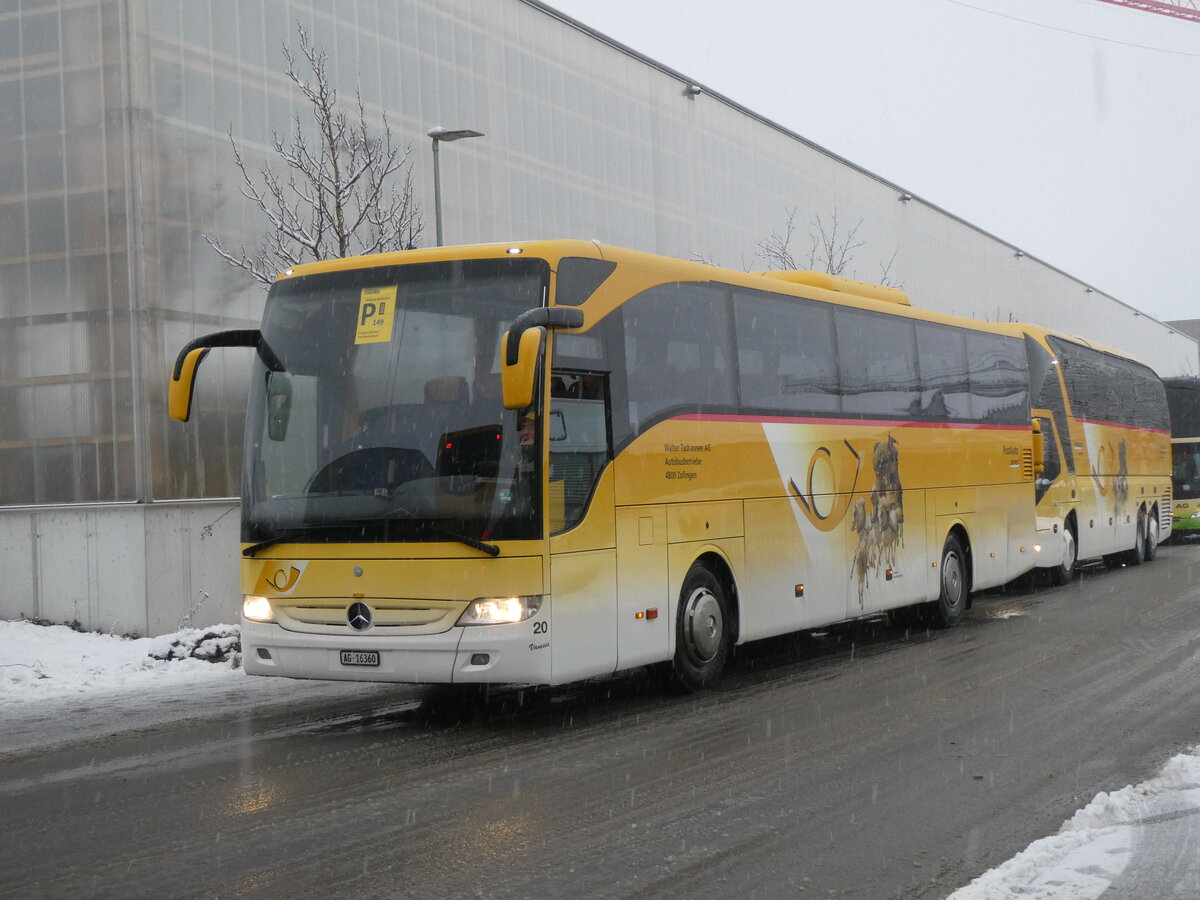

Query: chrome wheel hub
942 552 964 608
683 587 723 664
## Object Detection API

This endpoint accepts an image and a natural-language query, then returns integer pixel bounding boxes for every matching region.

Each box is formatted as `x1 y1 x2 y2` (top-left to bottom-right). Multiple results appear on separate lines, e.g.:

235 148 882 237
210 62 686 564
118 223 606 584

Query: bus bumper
241 614 553 685
1031 525 1067 569
1172 499 1200 534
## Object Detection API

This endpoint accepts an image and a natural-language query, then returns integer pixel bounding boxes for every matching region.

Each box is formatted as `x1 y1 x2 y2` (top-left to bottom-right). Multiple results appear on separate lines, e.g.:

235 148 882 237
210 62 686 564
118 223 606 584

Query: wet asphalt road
2 542 1200 899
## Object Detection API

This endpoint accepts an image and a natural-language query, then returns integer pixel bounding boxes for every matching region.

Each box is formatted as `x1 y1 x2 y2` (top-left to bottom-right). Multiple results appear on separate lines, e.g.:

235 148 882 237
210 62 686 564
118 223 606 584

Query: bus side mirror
501 326 545 410
500 306 584 410
1031 418 1045 475
168 329 266 422
266 372 293 441
169 346 210 423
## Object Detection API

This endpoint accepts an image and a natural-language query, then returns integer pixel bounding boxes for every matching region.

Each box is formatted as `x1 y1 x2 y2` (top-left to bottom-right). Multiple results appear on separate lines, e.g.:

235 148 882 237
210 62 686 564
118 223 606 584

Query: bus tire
1126 506 1147 566
932 533 969 629
1144 507 1159 562
1049 519 1077 586
671 563 731 692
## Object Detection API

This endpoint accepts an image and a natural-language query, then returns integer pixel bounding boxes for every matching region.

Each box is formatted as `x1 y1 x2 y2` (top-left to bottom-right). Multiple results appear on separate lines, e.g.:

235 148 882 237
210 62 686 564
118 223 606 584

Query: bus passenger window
622 282 734 431
733 288 838 415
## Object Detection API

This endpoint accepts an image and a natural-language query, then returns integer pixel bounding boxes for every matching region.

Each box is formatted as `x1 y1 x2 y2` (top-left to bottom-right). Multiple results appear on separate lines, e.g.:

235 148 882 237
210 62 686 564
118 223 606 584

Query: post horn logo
253 561 307 596
788 439 864 533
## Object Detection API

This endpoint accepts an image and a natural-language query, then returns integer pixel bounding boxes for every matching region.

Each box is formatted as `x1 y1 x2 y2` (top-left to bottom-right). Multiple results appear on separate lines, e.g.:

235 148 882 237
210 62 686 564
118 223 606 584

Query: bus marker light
646 608 658 620
885 569 894 581
1033 544 1042 553
795 584 805 597
635 611 644 619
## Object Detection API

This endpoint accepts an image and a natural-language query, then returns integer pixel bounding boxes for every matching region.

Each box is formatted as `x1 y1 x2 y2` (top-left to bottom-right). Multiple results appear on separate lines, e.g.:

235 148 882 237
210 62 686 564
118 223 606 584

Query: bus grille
1021 448 1034 480
275 599 466 635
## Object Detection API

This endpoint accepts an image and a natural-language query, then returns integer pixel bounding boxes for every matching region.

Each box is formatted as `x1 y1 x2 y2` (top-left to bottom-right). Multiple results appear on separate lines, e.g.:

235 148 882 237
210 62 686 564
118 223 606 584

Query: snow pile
148 624 241 664
949 750 1200 899
0 619 242 705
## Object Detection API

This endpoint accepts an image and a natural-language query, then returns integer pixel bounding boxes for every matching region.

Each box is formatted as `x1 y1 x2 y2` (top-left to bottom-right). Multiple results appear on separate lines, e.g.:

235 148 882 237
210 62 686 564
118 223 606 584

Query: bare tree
757 207 903 287
754 206 803 271
205 25 423 284
877 249 903 289
808 210 864 277
756 207 865 276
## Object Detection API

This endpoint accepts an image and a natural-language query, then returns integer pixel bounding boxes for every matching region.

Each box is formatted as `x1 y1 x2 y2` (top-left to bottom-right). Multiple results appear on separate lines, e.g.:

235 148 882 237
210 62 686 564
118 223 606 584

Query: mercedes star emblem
347 601 373 631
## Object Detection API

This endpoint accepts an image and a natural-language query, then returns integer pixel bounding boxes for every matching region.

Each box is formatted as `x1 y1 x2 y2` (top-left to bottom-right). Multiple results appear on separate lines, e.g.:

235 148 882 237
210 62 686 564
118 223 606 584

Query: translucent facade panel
0 0 135 505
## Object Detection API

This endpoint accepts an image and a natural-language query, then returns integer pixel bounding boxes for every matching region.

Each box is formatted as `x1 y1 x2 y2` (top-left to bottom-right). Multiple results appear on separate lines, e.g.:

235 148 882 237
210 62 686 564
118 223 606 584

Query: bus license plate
340 650 380 667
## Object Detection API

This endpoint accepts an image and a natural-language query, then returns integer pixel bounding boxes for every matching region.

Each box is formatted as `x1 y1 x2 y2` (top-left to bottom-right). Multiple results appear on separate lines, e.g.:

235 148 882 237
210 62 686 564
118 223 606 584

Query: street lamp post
427 126 484 246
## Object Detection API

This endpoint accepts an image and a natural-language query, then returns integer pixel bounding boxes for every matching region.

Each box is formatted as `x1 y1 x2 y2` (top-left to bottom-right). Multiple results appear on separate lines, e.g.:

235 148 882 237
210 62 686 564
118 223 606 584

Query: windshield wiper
439 529 501 557
242 520 500 558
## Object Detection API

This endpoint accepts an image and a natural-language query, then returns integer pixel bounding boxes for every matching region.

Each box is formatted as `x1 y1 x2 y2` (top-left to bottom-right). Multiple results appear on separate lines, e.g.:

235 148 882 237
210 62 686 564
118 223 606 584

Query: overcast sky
545 0 1200 324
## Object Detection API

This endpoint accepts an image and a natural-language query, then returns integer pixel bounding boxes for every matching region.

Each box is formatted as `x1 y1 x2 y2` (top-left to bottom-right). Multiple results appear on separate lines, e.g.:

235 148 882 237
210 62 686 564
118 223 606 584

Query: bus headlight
457 595 542 626
243 595 275 622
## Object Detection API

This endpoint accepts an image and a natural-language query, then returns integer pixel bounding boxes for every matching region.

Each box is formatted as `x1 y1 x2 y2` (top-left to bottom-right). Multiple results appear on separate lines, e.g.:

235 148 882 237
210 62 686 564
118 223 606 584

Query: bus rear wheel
931 533 968 629
672 563 731 692
1144 508 1159 562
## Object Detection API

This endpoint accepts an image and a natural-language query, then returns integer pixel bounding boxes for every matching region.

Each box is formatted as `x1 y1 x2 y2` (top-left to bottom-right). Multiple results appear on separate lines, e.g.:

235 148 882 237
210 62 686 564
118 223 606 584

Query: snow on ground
948 750 1200 899
0 618 396 758
2 619 1198 897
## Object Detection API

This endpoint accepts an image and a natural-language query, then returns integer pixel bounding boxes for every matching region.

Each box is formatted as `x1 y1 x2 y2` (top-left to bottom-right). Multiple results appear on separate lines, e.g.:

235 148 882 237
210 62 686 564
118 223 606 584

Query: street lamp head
427 126 485 142
427 126 485 247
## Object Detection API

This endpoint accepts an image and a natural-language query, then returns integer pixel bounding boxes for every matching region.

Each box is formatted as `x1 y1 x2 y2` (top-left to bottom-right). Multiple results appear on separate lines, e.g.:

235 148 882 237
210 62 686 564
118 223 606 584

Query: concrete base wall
0 500 241 636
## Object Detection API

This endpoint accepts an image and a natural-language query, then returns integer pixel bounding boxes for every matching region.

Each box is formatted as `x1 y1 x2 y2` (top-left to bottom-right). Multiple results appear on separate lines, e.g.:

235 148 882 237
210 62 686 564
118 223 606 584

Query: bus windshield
1172 442 1200 500
241 257 549 547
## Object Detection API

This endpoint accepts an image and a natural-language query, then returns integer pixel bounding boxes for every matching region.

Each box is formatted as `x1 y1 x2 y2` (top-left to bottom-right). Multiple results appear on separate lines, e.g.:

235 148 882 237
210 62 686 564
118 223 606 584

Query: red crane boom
1092 0 1200 22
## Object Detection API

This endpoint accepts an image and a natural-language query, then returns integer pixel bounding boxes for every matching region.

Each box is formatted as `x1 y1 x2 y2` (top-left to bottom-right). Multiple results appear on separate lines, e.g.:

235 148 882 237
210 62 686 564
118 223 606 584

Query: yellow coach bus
1020 325 1171 579
169 240 1161 690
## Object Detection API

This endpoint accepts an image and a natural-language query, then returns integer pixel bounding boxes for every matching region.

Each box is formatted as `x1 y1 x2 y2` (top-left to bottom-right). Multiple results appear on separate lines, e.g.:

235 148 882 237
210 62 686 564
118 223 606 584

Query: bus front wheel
932 533 969 628
672 563 731 692
1049 520 1077 586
